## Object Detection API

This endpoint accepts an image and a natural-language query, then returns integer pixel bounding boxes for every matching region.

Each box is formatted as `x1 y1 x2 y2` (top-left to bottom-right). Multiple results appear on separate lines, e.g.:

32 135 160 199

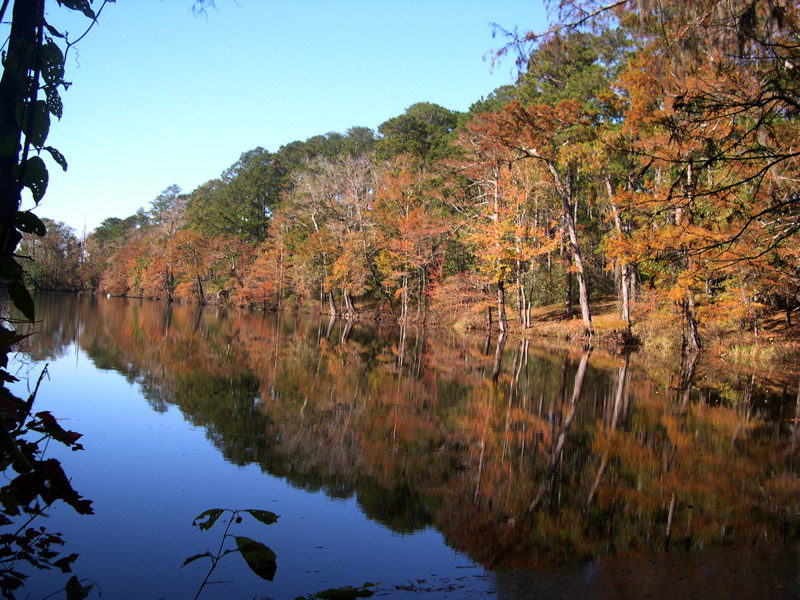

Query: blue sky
31 1 548 233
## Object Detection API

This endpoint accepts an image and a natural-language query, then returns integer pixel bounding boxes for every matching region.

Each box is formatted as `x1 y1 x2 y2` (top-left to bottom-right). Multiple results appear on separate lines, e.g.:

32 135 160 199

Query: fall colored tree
374 156 450 323
519 0 800 346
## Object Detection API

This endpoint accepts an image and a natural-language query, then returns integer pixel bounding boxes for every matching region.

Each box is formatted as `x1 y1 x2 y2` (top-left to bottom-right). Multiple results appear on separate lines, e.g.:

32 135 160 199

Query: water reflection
14 293 800 595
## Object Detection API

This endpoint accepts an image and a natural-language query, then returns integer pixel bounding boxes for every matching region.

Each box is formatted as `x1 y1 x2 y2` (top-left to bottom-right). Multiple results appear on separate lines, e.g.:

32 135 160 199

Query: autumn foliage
26 4 800 350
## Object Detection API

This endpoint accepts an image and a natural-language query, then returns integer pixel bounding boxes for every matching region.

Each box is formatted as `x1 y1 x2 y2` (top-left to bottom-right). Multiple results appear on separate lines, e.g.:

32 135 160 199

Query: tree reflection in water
14 293 800 598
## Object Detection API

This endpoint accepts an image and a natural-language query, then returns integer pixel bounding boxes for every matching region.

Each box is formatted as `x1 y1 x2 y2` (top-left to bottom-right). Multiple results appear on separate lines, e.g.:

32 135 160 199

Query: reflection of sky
8 343 496 600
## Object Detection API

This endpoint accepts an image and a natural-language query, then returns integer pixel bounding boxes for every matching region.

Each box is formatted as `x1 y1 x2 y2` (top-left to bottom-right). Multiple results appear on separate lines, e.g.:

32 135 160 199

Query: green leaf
57 0 96 19
8 280 34 322
234 536 277 581
181 552 211 567
244 509 279 526
21 156 48 203
44 146 68 172
192 509 224 531
15 211 46 237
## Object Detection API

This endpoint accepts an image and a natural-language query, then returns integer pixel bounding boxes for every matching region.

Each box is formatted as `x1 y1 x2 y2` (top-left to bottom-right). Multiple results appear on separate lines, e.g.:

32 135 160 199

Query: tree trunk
564 248 573 319
195 275 205 305
519 268 529 329
619 264 631 325
683 292 701 352
551 167 591 332
605 175 630 326
421 267 428 322
516 260 524 323
533 163 592 335
327 291 337 317
527 261 536 328
400 275 408 323
497 279 508 333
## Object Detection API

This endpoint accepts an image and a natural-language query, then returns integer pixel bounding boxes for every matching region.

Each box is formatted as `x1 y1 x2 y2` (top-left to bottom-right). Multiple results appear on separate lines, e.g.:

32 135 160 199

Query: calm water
6 293 800 599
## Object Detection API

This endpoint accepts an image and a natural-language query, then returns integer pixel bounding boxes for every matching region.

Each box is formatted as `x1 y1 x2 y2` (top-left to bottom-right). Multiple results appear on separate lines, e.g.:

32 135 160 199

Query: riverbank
503 296 800 393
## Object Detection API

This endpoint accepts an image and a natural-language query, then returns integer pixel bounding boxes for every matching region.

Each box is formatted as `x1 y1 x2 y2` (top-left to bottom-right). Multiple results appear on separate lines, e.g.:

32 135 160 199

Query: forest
19 1 800 356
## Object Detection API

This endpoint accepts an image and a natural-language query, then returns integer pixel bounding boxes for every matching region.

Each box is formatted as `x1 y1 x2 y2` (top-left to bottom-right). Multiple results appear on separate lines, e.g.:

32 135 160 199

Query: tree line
25 1 800 350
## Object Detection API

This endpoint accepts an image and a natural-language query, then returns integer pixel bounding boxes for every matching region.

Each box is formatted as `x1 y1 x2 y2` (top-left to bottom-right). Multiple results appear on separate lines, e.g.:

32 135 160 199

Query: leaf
234 536 277 581
53 553 78 573
20 156 48 203
57 0 96 19
244 509 279 526
0 323 27 357
44 146 68 172
0 257 24 281
32 411 84 447
15 211 46 237
45 24 65 39
45 86 63 120
65 575 93 600
7 280 34 322
34 459 93 514
192 509 224 531
16 100 50 149
41 39 65 87
181 552 211 567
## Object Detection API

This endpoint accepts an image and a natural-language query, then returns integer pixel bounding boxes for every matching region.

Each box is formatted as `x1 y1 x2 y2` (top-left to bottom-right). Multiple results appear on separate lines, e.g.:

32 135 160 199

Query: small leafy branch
184 507 377 600
183 508 279 600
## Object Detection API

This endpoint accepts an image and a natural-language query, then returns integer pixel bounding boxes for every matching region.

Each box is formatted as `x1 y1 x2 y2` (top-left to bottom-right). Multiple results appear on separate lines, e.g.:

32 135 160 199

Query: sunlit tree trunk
605 175 631 326
497 280 508 333
564 244 573 319
561 188 591 332
684 291 701 352
400 274 408 323
534 158 591 332
327 291 337 317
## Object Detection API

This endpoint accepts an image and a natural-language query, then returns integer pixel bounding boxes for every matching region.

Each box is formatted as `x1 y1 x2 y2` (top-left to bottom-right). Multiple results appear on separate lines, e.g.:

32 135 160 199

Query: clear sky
30 1 548 234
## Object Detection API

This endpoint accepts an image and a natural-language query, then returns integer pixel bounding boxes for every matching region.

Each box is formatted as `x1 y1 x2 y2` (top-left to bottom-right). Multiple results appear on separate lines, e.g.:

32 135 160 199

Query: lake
6 293 800 599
